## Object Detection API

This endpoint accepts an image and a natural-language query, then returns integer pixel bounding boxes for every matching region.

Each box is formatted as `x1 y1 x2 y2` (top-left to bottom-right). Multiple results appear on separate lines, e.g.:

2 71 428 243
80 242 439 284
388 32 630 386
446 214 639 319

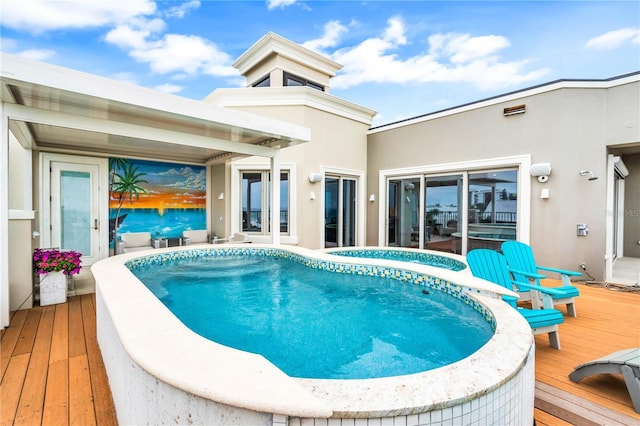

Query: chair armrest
508 267 546 280
536 265 582 277
510 280 567 297
151 238 162 249
182 237 191 246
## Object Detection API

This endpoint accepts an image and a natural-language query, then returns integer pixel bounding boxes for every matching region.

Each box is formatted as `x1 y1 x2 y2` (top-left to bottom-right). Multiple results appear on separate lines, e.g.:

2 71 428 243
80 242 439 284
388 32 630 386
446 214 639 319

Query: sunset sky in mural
109 159 206 211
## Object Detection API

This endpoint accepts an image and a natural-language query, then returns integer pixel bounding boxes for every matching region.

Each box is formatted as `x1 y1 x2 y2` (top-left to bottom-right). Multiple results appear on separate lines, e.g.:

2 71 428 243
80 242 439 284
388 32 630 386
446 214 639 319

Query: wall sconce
217 192 224 200
369 194 375 202
530 162 551 183
310 191 316 200
579 170 598 181
309 173 323 183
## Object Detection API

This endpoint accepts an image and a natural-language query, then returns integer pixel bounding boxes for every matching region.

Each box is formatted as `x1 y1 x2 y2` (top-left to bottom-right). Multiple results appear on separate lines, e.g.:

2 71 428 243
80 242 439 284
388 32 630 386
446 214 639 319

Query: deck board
0 281 638 425
13 306 54 425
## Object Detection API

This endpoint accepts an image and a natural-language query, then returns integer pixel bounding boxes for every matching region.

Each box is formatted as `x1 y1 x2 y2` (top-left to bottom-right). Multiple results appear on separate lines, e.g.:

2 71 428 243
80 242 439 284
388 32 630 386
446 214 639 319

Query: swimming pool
94 245 535 424
130 253 492 379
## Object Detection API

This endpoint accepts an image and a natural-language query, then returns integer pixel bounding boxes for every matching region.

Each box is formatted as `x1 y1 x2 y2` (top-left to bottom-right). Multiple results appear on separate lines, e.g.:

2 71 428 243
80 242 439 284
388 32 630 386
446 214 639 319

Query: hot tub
94 244 534 425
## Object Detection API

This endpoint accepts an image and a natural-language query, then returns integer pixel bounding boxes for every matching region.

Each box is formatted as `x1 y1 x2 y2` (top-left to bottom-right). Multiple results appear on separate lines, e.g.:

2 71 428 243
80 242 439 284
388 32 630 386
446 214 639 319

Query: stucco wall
367 81 640 279
223 101 370 249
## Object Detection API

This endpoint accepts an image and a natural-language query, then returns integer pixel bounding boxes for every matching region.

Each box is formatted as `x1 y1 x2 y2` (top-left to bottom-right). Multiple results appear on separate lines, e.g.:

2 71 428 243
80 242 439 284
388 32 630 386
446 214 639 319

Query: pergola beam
4 103 280 158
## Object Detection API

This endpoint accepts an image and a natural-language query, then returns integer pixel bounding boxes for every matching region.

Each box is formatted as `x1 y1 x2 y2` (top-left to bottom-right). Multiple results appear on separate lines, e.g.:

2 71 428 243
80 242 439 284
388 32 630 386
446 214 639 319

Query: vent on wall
503 104 526 116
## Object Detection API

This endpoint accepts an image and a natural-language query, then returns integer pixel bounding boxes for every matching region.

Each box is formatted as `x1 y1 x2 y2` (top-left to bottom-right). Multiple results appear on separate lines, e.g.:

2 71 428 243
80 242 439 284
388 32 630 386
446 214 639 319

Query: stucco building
2 33 638 327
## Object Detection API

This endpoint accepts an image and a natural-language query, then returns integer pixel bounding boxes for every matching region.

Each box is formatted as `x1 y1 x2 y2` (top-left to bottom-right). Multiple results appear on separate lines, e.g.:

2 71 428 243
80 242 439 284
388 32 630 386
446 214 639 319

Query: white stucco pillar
270 153 281 245
1 103 10 328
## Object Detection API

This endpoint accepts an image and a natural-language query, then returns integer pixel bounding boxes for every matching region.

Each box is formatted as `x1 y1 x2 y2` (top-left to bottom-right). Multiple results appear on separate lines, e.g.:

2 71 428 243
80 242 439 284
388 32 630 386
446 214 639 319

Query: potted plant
33 248 82 305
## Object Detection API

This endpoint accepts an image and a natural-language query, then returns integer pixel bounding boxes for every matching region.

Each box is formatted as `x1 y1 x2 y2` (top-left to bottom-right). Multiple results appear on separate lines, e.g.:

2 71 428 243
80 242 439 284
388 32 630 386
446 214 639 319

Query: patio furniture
229 232 251 243
569 348 640 413
501 241 581 317
182 229 210 245
117 232 162 254
466 248 565 349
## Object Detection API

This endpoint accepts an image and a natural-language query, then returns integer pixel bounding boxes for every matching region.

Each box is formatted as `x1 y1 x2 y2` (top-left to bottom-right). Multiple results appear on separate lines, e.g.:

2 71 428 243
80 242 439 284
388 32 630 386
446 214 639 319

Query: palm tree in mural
108 158 132 242
111 162 148 251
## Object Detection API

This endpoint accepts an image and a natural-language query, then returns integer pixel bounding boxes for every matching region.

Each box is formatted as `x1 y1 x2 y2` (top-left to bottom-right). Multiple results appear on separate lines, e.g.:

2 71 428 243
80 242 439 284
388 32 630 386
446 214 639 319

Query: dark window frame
283 72 324 91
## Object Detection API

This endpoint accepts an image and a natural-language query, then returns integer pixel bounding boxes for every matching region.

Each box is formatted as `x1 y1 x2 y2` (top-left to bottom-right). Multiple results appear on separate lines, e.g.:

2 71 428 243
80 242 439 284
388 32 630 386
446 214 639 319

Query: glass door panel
324 177 339 247
60 171 92 255
50 161 100 265
387 178 420 247
467 170 518 252
424 174 463 253
342 178 356 246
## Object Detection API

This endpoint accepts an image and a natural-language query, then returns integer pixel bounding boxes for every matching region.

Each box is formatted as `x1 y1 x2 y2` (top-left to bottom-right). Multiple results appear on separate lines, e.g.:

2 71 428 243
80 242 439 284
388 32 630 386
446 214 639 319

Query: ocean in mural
110 159 206 242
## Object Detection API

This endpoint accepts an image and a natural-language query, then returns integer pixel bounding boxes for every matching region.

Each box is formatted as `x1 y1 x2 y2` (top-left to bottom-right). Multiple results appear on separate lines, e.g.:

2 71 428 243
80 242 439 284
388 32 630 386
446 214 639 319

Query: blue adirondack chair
466 249 565 349
501 241 581 317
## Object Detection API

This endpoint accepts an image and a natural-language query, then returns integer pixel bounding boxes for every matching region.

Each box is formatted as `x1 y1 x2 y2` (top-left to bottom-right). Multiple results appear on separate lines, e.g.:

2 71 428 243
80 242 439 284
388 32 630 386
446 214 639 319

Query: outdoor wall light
309 172 323 183
530 162 551 183
369 194 375 202
579 170 598 181
217 192 224 200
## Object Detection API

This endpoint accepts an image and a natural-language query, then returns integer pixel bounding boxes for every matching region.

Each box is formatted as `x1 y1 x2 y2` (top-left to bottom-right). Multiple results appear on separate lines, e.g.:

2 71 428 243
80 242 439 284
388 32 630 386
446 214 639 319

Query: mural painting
109 158 206 245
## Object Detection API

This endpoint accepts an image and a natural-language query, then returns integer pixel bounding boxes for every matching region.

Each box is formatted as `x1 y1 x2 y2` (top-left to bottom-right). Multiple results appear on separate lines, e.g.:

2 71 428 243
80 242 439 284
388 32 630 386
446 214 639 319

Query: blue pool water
132 253 492 379
329 248 467 271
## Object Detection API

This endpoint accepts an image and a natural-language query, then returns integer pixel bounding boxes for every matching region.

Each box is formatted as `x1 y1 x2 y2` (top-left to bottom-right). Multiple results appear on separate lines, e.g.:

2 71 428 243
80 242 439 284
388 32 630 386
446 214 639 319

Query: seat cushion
182 230 208 243
121 232 152 248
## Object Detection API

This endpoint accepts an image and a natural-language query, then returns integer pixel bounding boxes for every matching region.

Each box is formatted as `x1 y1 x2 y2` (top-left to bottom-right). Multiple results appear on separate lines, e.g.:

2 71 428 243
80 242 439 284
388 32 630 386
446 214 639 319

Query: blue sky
1 1 639 126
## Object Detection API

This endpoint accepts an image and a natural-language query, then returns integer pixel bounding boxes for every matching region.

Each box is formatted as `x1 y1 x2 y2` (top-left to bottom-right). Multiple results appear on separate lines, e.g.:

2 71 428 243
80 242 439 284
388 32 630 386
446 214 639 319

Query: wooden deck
1 280 639 425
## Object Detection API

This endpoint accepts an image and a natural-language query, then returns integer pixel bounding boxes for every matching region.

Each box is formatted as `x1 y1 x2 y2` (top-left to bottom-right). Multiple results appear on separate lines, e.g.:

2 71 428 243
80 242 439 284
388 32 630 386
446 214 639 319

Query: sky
1 1 639 126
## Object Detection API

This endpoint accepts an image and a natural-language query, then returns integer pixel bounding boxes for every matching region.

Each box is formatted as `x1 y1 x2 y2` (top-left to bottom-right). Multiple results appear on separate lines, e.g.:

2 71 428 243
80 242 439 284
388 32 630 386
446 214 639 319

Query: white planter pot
39 271 68 306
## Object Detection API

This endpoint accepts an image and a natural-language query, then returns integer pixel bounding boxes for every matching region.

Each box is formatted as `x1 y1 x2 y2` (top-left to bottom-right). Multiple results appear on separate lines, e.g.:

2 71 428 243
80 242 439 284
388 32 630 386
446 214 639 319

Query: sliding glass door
325 176 357 247
386 168 518 254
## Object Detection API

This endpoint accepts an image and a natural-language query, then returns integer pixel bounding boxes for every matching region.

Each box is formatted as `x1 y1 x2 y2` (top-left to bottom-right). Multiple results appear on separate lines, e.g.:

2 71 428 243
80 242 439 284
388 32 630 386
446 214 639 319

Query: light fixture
217 192 224 200
405 182 415 190
579 170 598 181
530 162 551 183
310 191 316 200
369 194 375 202
309 173 323 183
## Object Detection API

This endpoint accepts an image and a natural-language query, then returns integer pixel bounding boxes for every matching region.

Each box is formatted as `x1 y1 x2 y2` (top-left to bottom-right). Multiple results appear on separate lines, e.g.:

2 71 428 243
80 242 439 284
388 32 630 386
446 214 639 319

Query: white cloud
585 28 640 50
0 0 156 33
155 83 183 94
302 20 348 51
165 0 200 19
267 0 297 10
322 17 547 91
429 33 510 64
114 30 237 77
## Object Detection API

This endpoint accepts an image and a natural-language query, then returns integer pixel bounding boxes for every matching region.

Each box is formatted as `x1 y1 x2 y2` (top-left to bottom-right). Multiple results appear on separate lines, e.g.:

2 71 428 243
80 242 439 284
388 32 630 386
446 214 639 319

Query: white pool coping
94 244 532 419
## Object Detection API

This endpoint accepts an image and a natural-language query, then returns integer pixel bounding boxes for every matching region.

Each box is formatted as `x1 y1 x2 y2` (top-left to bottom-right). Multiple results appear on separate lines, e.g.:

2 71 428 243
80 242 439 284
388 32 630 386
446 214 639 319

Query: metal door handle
94 219 99 230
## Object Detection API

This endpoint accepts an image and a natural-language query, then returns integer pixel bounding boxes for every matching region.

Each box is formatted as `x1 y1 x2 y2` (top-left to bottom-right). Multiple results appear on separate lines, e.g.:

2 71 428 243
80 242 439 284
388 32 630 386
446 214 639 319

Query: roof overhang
1 53 310 165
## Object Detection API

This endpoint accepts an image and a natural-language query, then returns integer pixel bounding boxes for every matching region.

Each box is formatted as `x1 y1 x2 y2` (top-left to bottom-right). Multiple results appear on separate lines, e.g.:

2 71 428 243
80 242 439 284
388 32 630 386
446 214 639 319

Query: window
385 163 522 255
241 171 289 235
252 75 270 87
283 72 324 91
